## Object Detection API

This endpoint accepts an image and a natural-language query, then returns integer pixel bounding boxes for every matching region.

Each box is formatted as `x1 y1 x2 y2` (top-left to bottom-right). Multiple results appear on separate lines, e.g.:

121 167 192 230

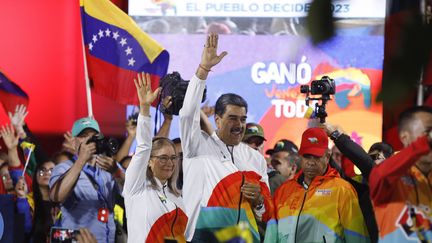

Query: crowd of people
1 33 432 243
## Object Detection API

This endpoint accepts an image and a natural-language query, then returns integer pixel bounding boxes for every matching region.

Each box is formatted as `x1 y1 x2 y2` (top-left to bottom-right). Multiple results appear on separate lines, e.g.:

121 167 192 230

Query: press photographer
49 117 121 243
300 75 336 123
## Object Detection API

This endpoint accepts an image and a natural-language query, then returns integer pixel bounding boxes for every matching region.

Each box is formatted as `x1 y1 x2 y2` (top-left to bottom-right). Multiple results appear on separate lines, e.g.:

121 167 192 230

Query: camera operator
321 122 378 242
49 117 121 243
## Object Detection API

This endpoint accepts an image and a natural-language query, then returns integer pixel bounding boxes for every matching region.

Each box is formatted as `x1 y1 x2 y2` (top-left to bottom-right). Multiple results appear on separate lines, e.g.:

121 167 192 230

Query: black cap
266 139 299 156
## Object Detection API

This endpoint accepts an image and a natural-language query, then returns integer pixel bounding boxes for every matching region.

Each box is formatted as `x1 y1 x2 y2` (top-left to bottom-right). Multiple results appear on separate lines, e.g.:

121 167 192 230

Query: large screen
128 0 386 152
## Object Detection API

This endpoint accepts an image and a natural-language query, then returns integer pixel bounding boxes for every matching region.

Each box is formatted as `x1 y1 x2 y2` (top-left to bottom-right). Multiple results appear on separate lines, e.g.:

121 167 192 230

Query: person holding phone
123 72 187 242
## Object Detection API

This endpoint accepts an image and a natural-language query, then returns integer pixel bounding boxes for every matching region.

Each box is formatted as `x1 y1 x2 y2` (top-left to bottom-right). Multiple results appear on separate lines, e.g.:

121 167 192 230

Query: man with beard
266 127 369 243
369 106 432 242
179 33 273 243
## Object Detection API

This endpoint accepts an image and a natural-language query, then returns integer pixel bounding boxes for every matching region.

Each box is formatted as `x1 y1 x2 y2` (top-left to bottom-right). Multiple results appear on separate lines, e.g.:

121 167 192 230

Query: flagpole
21 148 33 177
81 27 94 118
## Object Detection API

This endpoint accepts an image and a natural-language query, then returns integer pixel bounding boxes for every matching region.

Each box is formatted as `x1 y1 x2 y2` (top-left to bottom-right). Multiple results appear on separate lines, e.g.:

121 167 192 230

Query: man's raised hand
200 33 228 71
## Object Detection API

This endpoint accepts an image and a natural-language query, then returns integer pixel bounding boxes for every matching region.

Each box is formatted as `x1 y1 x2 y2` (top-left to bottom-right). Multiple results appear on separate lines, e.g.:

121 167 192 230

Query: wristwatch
330 130 342 141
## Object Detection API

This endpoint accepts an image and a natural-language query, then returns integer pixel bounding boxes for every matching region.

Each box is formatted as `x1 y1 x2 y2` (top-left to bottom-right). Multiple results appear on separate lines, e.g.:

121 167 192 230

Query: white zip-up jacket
124 115 188 243
179 75 274 243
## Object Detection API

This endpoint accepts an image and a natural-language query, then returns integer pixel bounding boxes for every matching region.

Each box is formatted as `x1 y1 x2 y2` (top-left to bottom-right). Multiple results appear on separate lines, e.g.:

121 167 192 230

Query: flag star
105 28 111 37
128 57 136 66
125 46 132 55
92 35 98 43
120 38 127 46
112 31 119 40
89 43 93 51
98 29 104 38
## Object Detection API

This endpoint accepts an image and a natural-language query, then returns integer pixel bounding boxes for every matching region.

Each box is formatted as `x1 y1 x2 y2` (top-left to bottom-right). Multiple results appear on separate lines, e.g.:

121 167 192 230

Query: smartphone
50 227 80 243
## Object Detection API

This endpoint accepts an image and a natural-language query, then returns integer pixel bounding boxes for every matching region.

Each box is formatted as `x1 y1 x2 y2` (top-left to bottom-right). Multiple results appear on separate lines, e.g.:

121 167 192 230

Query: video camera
159 72 207 115
300 76 336 123
87 134 119 157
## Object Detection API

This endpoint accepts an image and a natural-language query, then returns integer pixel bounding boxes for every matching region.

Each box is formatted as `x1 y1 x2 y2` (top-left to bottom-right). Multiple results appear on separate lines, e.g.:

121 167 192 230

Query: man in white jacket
179 33 273 243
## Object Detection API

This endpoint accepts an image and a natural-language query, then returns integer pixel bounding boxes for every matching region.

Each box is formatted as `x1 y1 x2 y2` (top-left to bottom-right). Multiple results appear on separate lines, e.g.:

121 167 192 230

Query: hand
76 228 97 243
134 72 161 107
95 155 117 174
200 33 228 70
241 182 263 207
62 131 76 154
8 105 28 139
0 124 19 150
319 123 344 136
125 120 137 138
319 123 337 136
201 101 215 117
77 137 96 163
161 96 173 120
15 177 28 198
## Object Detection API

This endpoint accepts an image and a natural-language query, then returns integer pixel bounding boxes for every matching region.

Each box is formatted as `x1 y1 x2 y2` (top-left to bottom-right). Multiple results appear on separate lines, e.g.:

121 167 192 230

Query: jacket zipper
237 173 245 224
294 189 308 243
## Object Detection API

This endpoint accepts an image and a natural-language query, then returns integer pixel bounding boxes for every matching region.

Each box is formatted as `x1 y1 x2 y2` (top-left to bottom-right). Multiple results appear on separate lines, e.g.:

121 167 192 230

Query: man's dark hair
398 106 432 133
215 93 248 117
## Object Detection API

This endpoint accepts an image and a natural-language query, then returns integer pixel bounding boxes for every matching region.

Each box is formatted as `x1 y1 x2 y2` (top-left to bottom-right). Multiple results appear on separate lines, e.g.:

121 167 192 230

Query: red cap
299 128 328 157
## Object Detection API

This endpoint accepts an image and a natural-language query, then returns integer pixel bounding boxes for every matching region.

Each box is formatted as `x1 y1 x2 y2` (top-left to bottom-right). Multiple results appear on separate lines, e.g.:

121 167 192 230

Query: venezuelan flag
20 141 36 175
0 70 29 114
80 0 169 106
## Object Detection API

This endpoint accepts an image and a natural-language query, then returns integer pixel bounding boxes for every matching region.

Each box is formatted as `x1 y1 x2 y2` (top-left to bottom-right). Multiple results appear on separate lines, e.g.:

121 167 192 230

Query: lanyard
71 156 111 243
82 165 110 208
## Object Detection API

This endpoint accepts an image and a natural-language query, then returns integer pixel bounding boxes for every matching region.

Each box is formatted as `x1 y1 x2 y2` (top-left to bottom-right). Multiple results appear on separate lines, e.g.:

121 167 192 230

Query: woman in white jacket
124 72 188 243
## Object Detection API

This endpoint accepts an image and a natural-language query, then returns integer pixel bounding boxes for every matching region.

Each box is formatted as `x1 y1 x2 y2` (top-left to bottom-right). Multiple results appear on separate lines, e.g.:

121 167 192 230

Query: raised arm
321 123 375 179
10 105 49 163
124 72 161 196
1 124 22 168
49 138 95 203
156 96 174 138
8 104 28 140
369 135 431 204
179 33 227 158
114 120 136 162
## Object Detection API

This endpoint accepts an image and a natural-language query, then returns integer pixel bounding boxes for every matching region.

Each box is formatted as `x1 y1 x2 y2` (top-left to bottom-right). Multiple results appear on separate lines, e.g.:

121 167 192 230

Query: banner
129 0 386 18
147 32 383 151
129 1 385 152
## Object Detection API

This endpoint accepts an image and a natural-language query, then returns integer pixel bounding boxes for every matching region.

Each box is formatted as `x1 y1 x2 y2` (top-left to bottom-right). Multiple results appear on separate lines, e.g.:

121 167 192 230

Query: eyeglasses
151 155 179 164
38 168 53 176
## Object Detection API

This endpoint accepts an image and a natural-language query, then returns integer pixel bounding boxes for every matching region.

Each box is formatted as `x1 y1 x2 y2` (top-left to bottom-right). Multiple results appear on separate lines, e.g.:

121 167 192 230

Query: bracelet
199 64 212 72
